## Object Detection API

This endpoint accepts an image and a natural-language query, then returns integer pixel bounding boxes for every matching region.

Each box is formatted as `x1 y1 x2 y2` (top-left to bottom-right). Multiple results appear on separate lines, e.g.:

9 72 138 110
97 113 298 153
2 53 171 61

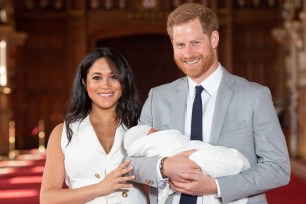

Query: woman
40 47 148 203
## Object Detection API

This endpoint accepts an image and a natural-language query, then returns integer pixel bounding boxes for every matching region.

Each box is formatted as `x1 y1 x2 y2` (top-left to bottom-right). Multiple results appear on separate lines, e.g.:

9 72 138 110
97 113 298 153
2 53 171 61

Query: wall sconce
0 40 7 87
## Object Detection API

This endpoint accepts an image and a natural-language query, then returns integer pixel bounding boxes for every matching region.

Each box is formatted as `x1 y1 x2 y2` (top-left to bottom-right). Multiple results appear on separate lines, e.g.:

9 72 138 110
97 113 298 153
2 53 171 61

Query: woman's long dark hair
64 47 141 142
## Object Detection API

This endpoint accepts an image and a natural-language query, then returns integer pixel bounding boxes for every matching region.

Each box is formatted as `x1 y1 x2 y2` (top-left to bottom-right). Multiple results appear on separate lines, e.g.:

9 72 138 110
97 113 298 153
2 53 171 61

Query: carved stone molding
272 0 306 159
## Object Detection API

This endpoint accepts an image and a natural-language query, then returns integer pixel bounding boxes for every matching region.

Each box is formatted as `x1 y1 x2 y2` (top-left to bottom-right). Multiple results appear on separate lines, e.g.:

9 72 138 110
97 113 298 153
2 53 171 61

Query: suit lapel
172 77 188 133
210 68 234 145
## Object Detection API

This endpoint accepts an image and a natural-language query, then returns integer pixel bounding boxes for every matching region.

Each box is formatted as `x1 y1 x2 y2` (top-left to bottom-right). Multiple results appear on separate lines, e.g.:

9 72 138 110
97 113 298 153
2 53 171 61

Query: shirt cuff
214 179 222 198
156 157 168 188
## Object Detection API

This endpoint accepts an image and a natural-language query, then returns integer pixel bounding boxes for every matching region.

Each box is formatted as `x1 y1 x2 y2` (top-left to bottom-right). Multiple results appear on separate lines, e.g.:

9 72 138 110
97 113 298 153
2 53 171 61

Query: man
127 3 290 204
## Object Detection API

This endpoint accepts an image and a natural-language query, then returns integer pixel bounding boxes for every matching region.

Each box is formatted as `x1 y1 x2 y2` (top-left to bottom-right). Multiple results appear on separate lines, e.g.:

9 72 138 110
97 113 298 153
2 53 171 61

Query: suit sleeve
217 87 290 203
125 155 162 188
124 89 165 188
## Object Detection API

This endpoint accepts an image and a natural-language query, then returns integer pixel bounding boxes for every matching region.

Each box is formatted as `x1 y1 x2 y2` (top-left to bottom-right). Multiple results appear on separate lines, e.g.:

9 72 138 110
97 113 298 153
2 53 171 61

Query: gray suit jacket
127 67 290 204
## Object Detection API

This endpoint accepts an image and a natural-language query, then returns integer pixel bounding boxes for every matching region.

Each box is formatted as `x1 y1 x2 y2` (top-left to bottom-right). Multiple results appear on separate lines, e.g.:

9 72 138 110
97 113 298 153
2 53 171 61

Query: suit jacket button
122 191 128 198
145 180 154 185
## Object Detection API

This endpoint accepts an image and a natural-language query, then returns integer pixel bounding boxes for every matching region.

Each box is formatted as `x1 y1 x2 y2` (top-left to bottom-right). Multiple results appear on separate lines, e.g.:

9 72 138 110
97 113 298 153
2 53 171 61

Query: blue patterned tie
179 85 204 204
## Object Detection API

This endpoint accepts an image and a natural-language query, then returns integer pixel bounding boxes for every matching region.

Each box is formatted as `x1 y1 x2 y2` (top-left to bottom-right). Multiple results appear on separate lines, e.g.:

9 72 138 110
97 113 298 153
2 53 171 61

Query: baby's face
147 128 158 135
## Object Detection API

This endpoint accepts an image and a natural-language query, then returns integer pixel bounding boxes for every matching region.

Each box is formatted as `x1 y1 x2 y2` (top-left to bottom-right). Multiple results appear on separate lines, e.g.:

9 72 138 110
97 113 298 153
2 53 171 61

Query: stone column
0 21 26 157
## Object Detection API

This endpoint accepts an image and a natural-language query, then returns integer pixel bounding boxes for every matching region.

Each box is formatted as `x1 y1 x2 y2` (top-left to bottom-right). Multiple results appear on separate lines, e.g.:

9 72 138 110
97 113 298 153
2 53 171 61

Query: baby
124 125 249 204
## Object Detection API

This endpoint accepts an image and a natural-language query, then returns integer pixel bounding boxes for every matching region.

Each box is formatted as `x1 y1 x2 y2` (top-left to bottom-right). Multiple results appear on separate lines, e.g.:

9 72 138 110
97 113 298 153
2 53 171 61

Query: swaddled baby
124 125 250 204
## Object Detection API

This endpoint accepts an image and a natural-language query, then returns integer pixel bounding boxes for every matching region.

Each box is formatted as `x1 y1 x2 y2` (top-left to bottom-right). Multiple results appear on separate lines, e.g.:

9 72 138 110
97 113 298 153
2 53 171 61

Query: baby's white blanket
124 125 250 204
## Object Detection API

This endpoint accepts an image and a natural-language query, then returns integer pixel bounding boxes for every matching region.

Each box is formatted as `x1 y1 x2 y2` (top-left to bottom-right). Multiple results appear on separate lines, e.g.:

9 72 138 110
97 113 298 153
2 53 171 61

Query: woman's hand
97 160 135 196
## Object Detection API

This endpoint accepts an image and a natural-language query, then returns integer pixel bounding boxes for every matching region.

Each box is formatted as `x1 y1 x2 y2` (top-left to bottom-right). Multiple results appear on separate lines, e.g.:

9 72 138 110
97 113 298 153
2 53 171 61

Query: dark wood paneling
14 20 69 149
97 34 183 104
232 3 285 103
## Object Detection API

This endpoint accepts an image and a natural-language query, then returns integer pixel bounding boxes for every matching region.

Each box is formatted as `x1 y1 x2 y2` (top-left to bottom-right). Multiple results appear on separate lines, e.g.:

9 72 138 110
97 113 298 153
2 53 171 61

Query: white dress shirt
171 64 223 204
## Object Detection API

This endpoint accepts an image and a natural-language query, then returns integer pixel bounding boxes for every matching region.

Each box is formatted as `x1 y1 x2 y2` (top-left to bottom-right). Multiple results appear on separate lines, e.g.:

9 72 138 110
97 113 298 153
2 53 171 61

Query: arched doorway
97 34 184 104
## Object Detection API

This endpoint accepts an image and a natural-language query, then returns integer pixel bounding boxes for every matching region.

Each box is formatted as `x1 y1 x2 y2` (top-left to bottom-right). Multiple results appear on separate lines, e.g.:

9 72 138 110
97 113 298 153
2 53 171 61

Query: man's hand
170 171 217 196
163 150 199 182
